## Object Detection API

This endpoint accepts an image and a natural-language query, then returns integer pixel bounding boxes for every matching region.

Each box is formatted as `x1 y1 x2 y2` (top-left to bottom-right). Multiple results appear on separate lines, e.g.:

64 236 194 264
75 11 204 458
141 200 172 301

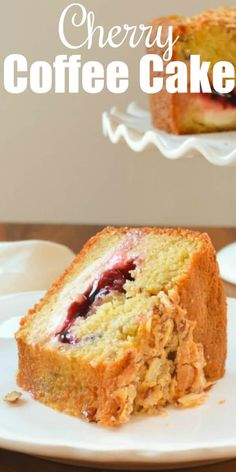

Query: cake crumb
4 391 22 403
177 393 208 408
218 400 226 405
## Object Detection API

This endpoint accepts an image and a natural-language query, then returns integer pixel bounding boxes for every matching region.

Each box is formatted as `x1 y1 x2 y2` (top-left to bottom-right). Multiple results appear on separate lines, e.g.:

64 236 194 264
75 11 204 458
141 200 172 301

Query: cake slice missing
16 227 227 426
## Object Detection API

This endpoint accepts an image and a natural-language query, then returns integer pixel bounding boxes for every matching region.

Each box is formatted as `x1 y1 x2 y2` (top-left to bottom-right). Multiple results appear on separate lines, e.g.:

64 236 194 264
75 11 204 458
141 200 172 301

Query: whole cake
16 227 227 426
149 7 236 134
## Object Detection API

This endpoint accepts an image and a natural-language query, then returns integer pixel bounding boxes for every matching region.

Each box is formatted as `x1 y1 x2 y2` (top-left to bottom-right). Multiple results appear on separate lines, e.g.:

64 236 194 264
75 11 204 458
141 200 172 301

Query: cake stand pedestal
102 102 236 284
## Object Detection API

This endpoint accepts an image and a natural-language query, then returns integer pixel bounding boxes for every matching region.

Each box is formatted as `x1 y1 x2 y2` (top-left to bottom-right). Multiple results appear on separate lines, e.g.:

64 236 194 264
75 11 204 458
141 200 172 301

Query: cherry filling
202 87 236 108
56 260 136 344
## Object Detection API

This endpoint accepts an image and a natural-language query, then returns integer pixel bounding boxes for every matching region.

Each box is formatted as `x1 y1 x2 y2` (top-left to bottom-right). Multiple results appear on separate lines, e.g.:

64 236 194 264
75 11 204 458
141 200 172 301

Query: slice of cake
149 7 236 134
16 227 226 426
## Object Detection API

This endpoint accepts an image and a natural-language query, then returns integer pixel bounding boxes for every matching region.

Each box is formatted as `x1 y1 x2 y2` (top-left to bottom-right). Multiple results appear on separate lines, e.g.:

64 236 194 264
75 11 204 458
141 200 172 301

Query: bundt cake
148 7 236 134
16 227 227 426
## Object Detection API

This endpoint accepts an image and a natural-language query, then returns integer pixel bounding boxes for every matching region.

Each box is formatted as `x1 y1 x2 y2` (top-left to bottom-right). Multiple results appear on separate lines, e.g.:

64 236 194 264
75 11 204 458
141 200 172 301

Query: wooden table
0 223 235 472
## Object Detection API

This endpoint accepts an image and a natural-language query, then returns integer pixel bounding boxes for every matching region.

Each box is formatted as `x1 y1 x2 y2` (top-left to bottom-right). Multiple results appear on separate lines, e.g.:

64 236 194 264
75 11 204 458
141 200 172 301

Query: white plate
217 243 236 286
103 102 236 166
0 291 236 469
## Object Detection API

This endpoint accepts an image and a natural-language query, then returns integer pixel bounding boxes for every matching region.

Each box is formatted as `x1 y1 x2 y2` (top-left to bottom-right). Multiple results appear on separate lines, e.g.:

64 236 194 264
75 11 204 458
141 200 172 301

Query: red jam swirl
56 260 136 344
203 87 236 108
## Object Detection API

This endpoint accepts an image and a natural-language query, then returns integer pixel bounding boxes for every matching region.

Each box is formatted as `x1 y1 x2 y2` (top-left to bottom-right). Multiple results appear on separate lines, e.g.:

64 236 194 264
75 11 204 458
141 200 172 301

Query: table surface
0 223 235 472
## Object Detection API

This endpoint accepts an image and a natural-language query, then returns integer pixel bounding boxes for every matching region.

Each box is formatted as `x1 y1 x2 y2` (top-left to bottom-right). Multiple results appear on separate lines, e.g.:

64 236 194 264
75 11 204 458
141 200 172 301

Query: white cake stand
102 102 236 284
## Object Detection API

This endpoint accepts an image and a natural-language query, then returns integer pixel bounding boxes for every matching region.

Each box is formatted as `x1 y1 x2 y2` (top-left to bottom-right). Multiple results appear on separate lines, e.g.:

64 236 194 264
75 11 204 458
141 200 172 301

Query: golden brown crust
148 17 180 134
174 8 236 29
17 336 140 426
176 233 227 380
